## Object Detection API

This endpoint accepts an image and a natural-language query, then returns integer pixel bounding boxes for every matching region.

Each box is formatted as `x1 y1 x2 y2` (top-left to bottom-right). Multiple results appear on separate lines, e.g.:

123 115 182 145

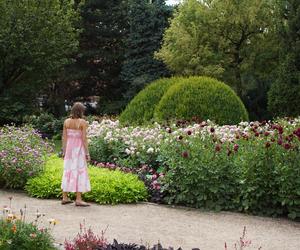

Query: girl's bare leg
76 192 90 206
76 192 82 202
62 192 69 201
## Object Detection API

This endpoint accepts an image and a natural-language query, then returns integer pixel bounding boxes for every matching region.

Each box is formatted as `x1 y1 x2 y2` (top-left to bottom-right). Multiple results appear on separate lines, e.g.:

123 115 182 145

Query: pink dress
61 129 91 193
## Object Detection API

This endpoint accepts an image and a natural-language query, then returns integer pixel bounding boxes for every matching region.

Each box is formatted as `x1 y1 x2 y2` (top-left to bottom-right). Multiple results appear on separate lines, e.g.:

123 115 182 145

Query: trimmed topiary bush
119 77 183 125
25 156 148 204
154 76 248 125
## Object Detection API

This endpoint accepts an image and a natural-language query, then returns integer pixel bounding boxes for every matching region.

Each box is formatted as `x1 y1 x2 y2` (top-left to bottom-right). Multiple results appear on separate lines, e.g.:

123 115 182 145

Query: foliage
23 113 65 139
119 77 183 125
25 156 148 204
155 0 279 121
268 0 300 117
0 126 53 189
0 199 56 250
0 0 80 124
59 0 129 116
120 0 171 102
159 119 300 219
87 117 300 219
154 76 249 125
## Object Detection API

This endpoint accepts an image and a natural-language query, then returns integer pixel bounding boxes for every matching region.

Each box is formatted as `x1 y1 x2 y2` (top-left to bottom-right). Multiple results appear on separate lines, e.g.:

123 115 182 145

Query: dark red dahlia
265 142 271 148
233 144 239 152
182 151 189 158
293 128 300 139
284 143 291 150
215 144 221 152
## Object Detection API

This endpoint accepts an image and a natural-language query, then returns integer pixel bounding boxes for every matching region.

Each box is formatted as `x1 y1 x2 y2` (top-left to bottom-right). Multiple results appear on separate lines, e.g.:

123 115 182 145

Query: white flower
147 148 154 154
125 148 131 155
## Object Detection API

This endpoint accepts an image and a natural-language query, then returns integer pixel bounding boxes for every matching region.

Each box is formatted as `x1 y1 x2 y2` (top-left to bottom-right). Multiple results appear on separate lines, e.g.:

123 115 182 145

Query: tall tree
155 0 275 97
0 0 80 124
268 0 300 117
120 0 171 101
71 0 129 114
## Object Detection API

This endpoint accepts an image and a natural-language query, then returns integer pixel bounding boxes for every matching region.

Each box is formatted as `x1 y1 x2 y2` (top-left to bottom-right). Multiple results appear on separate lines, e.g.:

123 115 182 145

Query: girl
61 102 91 206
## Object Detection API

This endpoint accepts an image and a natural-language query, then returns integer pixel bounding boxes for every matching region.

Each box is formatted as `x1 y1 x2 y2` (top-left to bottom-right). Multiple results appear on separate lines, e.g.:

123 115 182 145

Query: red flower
255 132 259 137
264 131 270 136
265 142 271 148
182 151 189 158
293 128 300 139
284 143 291 150
278 126 284 134
233 144 239 152
215 144 221 152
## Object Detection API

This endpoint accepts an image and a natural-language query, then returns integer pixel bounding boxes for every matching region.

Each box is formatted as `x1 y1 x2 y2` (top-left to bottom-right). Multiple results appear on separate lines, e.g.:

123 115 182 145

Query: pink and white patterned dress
61 129 91 193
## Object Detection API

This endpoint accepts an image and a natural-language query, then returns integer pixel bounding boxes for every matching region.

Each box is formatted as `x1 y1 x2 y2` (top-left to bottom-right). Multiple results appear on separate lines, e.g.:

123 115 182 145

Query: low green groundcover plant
25 156 148 204
0 125 53 189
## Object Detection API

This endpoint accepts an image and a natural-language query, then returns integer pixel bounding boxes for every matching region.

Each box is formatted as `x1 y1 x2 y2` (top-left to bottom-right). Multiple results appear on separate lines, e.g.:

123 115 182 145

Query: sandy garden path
1 190 300 250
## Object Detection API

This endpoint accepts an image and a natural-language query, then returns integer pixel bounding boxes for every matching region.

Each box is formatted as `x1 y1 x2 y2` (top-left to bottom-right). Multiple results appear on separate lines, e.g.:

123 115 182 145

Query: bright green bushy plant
25 156 148 204
0 126 53 189
119 77 183 125
154 77 249 125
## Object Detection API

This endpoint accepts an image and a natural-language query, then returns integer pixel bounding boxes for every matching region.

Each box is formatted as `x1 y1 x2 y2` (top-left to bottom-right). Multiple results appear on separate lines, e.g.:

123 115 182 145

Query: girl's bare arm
62 120 68 156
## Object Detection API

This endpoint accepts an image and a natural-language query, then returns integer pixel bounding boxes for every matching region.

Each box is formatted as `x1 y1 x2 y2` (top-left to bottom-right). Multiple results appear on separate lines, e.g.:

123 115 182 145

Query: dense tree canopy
268 0 300 117
0 0 80 124
120 0 171 102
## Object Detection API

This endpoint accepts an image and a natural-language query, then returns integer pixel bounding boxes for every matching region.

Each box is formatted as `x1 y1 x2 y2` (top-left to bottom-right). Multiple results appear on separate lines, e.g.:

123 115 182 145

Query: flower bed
88 118 300 219
0 125 53 189
0 197 56 250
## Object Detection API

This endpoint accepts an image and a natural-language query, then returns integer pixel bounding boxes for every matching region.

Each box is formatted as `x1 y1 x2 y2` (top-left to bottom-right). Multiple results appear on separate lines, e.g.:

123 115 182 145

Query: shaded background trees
0 0 299 124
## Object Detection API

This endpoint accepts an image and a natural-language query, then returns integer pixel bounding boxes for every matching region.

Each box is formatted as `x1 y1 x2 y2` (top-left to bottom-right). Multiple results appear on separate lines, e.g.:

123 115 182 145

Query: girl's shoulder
79 118 88 126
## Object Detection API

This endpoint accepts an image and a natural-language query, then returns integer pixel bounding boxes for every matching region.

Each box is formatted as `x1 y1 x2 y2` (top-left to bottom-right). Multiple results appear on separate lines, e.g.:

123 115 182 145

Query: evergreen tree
121 0 171 102
268 0 300 117
56 0 129 114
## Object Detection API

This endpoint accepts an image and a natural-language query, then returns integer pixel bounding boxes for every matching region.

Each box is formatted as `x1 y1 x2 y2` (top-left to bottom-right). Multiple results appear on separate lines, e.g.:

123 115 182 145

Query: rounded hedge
25 156 148 204
154 77 248 125
119 77 183 125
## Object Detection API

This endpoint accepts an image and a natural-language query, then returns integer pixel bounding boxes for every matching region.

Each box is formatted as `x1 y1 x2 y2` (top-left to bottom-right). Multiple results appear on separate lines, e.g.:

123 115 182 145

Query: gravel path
1 189 300 250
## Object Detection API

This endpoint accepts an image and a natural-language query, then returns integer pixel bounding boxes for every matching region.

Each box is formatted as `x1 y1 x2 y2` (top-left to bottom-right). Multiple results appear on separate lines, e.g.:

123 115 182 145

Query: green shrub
119 77 183 125
154 76 248 125
25 156 148 204
23 113 65 139
0 126 53 189
0 219 56 250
